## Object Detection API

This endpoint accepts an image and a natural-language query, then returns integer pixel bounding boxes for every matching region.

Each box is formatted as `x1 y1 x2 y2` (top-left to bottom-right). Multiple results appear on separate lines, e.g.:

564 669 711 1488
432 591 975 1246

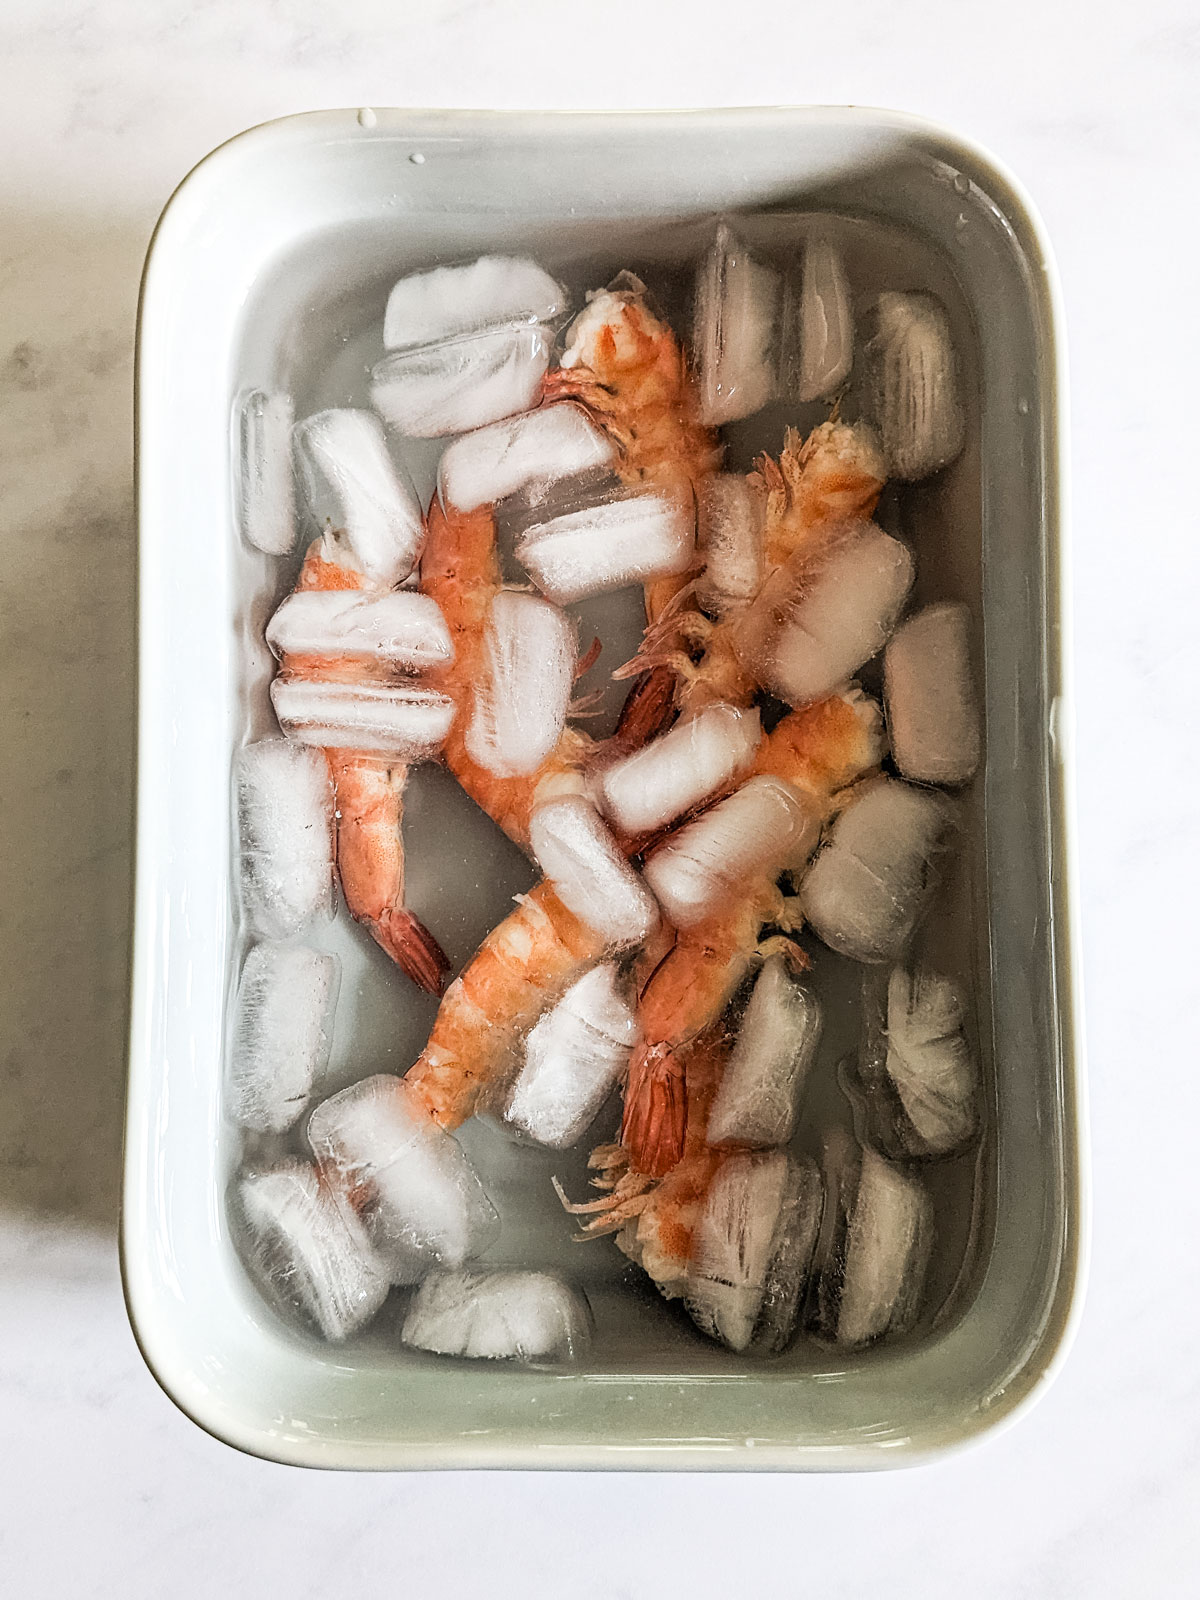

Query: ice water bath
226 210 993 1371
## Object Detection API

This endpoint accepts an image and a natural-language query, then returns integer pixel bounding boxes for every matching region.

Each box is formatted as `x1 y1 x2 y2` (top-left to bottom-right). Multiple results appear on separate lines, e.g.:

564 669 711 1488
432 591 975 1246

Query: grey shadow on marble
0 210 150 1230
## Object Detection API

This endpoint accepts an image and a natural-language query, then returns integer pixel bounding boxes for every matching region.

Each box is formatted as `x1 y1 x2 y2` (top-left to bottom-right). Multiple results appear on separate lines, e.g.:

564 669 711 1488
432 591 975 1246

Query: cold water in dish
225 211 992 1367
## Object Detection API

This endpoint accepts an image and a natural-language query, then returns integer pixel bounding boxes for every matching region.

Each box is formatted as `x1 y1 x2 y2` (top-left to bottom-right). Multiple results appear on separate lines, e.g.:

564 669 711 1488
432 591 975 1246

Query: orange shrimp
546 274 723 739
421 496 594 850
423 277 722 844
276 540 451 994
619 420 886 716
555 1029 730 1292
620 689 885 1178
404 880 606 1127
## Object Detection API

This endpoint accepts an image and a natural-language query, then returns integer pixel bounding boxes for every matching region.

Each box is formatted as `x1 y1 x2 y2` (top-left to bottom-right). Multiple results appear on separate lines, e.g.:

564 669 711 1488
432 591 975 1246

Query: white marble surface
2 0 1198 1593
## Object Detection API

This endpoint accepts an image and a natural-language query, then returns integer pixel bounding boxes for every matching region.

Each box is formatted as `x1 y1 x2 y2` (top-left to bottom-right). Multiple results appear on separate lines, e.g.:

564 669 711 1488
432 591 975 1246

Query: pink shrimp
618 420 887 717
404 880 606 1127
422 275 722 849
274 540 451 994
555 1028 731 1294
620 689 886 1178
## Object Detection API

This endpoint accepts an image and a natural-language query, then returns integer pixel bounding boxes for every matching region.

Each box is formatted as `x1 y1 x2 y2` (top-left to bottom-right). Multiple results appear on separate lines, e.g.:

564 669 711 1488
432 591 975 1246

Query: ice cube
706 956 822 1148
593 703 761 837
642 776 821 930
384 256 567 351
463 591 577 778
694 221 781 426
885 968 977 1156
437 403 615 512
266 589 454 672
754 1156 825 1354
782 237 854 404
695 473 766 616
227 943 340 1133
528 796 659 949
800 779 955 963
848 967 977 1160
865 292 965 480
308 1074 499 1279
234 389 296 556
235 740 334 940
505 964 639 1148
371 327 552 439
883 601 980 785
401 1268 592 1362
805 1126 861 1340
515 489 694 606
734 521 914 708
292 409 424 588
837 1146 934 1346
237 1160 390 1342
686 1150 820 1353
270 678 455 757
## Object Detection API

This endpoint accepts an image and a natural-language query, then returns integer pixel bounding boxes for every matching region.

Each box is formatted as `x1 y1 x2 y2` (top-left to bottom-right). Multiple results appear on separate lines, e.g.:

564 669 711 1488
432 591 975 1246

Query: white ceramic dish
126 107 1085 1470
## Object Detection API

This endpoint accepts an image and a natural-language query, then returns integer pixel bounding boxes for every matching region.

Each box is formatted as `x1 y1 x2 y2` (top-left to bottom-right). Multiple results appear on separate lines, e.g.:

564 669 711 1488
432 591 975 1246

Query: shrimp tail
621 1040 688 1179
365 907 452 996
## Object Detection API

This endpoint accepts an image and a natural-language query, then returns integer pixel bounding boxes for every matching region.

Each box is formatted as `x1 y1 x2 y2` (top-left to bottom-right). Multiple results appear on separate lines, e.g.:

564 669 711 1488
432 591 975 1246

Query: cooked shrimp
556 1028 730 1303
617 420 886 715
404 880 606 1128
276 539 452 994
421 496 594 850
547 273 722 732
621 689 885 1178
423 276 721 840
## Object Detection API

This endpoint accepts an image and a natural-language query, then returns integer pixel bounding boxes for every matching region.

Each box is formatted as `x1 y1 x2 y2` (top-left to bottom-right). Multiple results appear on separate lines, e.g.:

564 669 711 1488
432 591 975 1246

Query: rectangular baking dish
125 106 1085 1470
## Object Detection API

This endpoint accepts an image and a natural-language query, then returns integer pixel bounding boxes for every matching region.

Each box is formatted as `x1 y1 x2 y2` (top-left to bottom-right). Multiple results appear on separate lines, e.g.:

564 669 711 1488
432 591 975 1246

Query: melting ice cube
437 402 615 512
401 1268 592 1362
865 292 965 481
883 601 980 786
371 327 552 439
515 488 694 606
464 591 577 778
235 740 334 940
266 589 454 673
686 1150 822 1354
593 703 761 837
642 776 821 930
234 389 296 556
308 1074 499 1281
696 473 766 617
529 796 659 949
836 1147 934 1346
734 521 914 708
782 236 854 404
847 967 978 1160
292 408 425 588
227 943 340 1134
237 1161 390 1343
270 678 455 758
384 256 567 351
800 778 955 963
505 964 639 1148
706 956 822 1149
693 221 781 426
